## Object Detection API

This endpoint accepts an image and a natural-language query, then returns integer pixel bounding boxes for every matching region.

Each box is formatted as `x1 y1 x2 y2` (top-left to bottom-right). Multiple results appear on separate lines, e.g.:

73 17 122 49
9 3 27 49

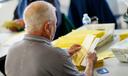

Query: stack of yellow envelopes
52 29 105 68
52 30 105 48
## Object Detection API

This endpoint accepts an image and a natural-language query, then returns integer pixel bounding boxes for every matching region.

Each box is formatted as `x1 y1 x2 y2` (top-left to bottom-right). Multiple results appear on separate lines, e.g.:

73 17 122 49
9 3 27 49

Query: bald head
23 1 57 34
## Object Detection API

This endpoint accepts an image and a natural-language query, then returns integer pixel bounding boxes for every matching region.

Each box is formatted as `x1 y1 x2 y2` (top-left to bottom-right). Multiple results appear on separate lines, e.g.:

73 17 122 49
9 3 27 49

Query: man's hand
3 19 25 32
85 52 97 76
14 19 25 27
87 52 97 64
68 44 81 56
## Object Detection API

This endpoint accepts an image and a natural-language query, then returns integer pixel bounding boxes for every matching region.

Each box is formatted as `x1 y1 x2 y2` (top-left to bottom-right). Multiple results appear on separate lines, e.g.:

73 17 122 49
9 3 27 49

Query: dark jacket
68 0 117 28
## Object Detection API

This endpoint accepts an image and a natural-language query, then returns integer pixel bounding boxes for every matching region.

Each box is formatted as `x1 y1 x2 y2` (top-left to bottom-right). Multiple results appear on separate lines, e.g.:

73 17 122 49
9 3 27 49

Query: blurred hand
14 19 25 27
87 52 97 64
68 44 81 56
3 19 25 32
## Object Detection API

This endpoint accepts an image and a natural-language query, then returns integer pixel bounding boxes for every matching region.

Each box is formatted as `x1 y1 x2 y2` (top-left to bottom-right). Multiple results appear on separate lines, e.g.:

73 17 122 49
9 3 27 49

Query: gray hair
23 1 56 33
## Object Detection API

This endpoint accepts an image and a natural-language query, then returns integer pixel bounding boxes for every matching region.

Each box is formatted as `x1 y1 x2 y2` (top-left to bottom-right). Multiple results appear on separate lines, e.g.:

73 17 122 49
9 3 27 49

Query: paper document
89 38 100 52
82 35 95 50
81 37 100 66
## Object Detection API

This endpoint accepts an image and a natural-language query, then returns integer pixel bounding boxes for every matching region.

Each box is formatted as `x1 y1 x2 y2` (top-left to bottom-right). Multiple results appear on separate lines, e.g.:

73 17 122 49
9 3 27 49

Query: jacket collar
24 34 52 45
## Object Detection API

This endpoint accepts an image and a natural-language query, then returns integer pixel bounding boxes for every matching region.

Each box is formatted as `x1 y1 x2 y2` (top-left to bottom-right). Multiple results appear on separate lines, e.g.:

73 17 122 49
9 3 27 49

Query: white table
0 31 24 58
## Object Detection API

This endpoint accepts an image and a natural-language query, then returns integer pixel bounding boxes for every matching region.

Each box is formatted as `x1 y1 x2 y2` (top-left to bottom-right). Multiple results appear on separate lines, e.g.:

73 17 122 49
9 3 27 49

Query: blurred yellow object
3 20 24 32
77 59 104 71
97 50 114 60
119 32 128 41
94 59 104 68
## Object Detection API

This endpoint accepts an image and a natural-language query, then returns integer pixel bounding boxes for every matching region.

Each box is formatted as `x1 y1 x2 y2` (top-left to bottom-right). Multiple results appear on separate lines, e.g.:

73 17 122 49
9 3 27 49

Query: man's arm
85 61 94 76
84 52 97 76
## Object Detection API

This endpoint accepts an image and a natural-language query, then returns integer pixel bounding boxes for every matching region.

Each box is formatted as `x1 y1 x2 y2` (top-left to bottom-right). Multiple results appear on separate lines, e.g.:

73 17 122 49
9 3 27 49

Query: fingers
69 44 81 52
87 52 97 64
73 44 81 47
87 52 96 56
74 45 81 52
68 44 81 56
14 19 25 27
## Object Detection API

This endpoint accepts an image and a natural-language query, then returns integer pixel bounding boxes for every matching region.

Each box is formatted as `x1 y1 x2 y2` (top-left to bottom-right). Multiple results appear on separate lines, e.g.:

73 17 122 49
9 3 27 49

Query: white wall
0 0 18 26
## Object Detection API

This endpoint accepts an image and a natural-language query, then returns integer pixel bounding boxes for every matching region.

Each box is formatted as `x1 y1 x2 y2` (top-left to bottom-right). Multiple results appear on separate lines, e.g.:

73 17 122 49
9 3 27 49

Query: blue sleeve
17 0 28 19
68 0 117 28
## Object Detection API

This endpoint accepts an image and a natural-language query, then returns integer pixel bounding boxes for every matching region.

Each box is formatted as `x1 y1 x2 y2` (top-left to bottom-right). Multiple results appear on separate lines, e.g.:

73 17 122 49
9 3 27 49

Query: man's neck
27 31 51 40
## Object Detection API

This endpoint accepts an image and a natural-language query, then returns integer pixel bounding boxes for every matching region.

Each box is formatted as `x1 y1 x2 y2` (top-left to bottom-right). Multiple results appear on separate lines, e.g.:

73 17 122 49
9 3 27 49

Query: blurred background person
68 0 117 28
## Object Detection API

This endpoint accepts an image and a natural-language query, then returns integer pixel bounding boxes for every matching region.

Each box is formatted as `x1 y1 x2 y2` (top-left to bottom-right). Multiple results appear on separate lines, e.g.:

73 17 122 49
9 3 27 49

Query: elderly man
5 1 97 76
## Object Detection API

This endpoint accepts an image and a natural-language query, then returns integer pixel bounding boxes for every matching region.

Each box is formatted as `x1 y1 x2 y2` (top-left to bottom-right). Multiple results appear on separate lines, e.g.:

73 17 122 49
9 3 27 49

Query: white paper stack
82 23 115 49
111 39 128 62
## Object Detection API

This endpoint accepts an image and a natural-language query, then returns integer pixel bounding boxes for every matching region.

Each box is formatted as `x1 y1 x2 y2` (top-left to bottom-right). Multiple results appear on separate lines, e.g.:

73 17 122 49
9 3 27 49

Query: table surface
94 40 128 76
1 29 128 76
94 58 128 76
93 29 128 76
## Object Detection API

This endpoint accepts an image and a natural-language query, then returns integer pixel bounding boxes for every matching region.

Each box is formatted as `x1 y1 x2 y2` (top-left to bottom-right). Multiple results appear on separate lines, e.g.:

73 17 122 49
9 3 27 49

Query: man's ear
43 21 52 38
